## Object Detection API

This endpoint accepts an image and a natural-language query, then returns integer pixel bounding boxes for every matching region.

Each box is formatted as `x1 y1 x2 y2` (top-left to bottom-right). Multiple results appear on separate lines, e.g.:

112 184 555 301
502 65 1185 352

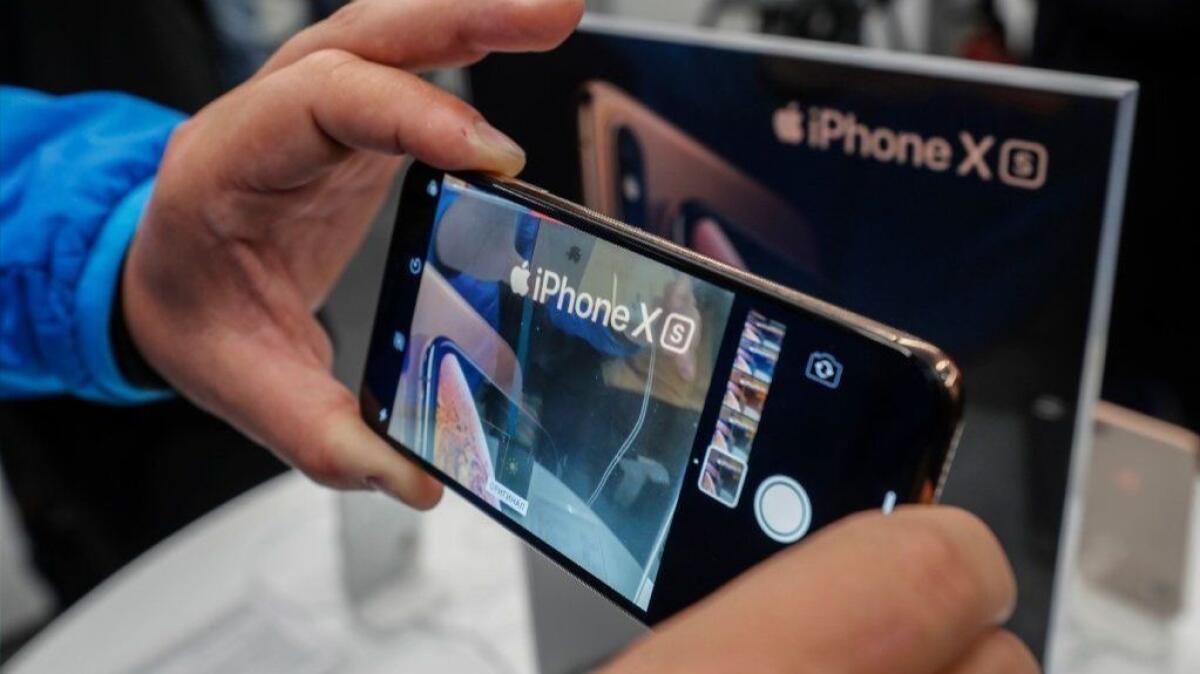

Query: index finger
260 0 584 77
605 507 1017 674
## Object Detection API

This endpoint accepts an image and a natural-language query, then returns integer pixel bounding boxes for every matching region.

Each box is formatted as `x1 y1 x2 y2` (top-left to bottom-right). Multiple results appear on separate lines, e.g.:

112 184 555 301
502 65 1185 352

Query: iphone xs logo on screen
507 260 698 354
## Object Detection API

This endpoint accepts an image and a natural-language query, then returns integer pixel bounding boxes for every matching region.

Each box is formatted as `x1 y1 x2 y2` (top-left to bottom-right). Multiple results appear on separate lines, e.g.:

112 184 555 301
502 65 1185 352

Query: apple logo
510 261 531 297
773 101 804 146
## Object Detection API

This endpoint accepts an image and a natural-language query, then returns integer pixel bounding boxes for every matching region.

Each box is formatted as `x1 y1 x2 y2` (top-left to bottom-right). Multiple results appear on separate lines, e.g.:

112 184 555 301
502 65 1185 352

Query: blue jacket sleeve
0 86 185 404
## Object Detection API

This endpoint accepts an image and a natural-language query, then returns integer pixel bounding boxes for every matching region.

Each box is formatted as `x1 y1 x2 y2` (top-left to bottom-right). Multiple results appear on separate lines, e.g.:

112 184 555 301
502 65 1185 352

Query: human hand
604 507 1038 674
122 0 584 507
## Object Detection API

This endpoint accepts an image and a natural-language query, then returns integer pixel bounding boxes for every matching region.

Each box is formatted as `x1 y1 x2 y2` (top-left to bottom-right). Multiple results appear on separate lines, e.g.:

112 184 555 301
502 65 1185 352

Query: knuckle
165 116 200 150
938 505 993 539
300 395 366 489
312 331 335 370
156 121 196 179
298 47 357 79
893 515 988 623
898 518 968 585
297 440 348 488
151 119 212 217
158 114 212 173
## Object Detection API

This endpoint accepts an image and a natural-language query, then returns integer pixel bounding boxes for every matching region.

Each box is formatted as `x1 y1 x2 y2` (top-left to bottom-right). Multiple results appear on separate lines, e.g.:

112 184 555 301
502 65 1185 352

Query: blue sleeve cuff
74 178 171 404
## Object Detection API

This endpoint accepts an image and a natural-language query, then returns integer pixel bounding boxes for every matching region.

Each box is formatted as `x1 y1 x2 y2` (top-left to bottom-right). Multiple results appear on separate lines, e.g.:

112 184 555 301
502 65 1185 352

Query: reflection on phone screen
679 201 824 297
399 176 736 608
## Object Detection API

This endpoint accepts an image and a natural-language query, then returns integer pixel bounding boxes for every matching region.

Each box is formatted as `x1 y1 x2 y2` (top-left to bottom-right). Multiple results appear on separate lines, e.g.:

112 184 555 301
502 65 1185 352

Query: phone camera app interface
386 176 735 609
698 311 787 508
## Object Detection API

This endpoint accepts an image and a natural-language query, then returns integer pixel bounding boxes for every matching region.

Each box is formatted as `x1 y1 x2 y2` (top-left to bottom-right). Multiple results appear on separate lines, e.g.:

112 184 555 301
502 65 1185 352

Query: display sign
470 15 1136 659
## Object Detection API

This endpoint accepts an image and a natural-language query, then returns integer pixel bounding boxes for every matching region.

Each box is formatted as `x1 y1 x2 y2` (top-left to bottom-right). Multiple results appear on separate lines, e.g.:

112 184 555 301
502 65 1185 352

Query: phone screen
362 167 956 623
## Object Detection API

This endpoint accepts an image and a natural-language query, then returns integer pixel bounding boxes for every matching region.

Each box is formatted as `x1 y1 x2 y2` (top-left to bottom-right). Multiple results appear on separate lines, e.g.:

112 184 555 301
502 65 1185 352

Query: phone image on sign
360 163 963 623
577 80 820 287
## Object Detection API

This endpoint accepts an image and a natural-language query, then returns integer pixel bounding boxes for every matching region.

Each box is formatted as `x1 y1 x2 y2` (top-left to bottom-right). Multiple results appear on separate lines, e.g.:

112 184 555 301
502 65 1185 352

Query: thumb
319 407 445 508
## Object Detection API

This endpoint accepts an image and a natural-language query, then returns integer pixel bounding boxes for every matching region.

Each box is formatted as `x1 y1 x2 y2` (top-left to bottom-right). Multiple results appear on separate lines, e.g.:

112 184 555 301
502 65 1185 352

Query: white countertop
6 473 536 674
8 470 1198 673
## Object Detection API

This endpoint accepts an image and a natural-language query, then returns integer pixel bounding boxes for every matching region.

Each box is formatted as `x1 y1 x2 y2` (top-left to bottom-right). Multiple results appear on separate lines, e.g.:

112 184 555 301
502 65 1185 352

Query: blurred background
1 0 1195 666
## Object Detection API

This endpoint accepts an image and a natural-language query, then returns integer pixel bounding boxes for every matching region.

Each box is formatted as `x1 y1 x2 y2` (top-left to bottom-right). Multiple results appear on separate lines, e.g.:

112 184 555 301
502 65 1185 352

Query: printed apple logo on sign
773 102 804 145
510 261 531 296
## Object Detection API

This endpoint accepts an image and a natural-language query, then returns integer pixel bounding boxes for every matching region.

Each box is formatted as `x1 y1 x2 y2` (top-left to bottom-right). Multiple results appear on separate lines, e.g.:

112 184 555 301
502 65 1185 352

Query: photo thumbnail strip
698 310 787 507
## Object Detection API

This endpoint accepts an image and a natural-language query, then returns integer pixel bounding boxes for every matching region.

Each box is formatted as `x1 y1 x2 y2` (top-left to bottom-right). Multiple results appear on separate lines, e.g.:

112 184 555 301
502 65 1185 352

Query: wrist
74 177 172 403
111 249 168 390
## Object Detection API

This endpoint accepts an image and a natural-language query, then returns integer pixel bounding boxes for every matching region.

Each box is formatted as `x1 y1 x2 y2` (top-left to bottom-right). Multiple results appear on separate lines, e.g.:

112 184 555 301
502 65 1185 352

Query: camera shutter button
754 476 812 544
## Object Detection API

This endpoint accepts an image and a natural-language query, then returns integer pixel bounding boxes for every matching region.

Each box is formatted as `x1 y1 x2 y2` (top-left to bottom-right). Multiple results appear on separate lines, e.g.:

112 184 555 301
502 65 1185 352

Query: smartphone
577 80 819 277
360 162 963 624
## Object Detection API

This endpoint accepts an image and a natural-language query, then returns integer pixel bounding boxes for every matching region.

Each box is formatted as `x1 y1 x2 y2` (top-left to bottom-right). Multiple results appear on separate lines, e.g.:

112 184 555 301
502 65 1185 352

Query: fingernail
472 119 525 174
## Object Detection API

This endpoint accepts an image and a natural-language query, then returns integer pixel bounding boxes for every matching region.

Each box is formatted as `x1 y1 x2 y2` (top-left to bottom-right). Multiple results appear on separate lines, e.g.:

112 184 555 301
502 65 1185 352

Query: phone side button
754 475 812 544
